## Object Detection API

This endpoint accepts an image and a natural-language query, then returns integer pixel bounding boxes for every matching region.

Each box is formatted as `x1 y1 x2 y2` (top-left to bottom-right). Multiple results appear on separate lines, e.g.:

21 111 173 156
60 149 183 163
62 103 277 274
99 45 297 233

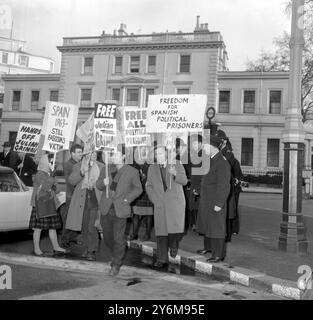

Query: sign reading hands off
146 94 207 133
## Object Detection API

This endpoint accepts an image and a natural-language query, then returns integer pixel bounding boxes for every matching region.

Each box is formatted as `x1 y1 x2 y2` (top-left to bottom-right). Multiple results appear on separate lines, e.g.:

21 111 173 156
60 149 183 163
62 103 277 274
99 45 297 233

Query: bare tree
246 0 313 122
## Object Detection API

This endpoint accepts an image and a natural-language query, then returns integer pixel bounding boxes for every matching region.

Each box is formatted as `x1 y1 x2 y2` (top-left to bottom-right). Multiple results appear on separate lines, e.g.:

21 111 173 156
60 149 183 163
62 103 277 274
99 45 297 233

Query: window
31 91 40 110
12 90 21 110
83 57 93 74
0 172 20 192
0 93 3 104
2 52 8 64
218 90 230 113
112 88 121 104
177 88 190 95
18 55 29 67
80 89 92 107
243 90 255 113
50 90 59 102
241 138 253 166
130 56 140 73
114 56 123 74
179 54 191 73
50 62 54 72
147 55 156 73
145 88 155 107
267 139 280 167
269 90 282 114
126 88 140 106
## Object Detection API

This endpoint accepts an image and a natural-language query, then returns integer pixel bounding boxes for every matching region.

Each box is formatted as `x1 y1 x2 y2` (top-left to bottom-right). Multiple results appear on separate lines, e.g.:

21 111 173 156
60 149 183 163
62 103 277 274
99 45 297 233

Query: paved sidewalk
130 193 313 299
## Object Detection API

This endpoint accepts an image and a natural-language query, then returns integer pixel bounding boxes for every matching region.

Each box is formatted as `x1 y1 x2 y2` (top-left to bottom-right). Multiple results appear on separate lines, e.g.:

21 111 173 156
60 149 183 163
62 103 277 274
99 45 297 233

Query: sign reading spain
123 107 151 147
42 101 79 152
13 123 42 154
146 94 207 133
94 102 117 151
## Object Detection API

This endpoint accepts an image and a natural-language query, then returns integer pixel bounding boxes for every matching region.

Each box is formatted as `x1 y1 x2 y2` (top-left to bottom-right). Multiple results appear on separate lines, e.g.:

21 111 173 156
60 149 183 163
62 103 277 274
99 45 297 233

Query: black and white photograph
0 0 312 307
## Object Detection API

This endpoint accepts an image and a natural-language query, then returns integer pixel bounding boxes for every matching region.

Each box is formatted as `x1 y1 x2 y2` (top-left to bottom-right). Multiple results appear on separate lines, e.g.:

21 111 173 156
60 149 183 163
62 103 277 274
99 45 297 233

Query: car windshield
0 172 21 192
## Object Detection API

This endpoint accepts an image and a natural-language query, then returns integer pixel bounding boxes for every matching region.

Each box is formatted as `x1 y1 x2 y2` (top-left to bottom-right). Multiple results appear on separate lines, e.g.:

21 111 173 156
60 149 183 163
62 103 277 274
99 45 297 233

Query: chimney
194 15 200 32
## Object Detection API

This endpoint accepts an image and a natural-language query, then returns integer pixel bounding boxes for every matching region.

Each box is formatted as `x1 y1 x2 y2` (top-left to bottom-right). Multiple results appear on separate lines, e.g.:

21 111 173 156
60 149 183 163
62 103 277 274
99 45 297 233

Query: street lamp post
279 0 308 254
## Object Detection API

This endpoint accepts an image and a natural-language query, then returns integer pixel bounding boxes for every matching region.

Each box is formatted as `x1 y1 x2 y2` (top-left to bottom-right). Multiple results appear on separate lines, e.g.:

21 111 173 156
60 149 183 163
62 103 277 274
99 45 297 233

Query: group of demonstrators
0 96 243 275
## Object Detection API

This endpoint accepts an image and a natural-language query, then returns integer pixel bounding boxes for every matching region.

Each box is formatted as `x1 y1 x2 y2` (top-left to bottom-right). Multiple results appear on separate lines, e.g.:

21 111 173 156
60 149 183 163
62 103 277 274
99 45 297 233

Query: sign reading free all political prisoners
123 107 151 147
13 123 42 154
146 94 207 133
42 101 79 152
94 102 117 151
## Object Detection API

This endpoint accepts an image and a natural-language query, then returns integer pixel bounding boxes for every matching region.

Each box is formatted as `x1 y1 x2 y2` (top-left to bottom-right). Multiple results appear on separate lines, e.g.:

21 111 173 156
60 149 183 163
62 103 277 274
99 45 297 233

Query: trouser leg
101 213 114 255
204 237 211 251
145 215 153 238
61 199 79 244
112 215 127 267
81 205 98 253
132 214 140 237
211 238 226 259
156 236 169 263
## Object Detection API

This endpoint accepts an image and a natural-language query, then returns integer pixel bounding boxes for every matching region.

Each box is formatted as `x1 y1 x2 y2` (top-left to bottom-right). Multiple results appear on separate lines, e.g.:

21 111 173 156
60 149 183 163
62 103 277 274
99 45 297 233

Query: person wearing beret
196 135 231 262
215 130 243 241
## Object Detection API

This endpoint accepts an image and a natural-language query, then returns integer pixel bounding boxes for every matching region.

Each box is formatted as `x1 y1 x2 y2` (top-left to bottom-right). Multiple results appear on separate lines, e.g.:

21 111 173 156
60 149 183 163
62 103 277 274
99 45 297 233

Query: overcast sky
2 0 291 72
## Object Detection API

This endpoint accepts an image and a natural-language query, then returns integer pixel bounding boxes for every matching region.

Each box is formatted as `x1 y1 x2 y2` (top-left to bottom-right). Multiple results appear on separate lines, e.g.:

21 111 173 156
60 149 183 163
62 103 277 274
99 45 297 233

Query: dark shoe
141 234 151 242
128 234 138 241
153 261 168 269
85 252 96 261
169 248 178 258
69 240 83 246
81 250 88 258
109 265 120 276
207 257 224 263
196 249 211 255
53 249 69 257
33 251 49 257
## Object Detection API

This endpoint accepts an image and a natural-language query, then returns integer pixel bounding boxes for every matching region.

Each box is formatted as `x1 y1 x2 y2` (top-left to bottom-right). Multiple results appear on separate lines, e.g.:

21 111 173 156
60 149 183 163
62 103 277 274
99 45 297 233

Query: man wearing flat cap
0 141 20 172
196 134 231 262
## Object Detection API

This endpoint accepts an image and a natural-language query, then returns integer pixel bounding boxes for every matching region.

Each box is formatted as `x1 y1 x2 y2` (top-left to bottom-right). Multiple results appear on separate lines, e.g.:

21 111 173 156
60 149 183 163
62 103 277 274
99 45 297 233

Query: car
0 166 65 232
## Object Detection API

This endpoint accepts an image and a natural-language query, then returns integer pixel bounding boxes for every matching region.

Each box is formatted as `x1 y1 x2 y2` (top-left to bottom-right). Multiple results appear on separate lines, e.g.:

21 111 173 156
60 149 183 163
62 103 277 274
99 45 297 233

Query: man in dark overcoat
0 141 20 172
17 153 38 186
215 130 243 241
196 135 231 262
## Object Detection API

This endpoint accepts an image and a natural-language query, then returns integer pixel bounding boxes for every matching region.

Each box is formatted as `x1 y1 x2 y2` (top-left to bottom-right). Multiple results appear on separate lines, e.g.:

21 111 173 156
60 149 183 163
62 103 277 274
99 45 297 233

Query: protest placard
146 94 207 133
42 101 79 152
94 102 117 152
76 112 95 154
13 123 42 154
123 107 151 147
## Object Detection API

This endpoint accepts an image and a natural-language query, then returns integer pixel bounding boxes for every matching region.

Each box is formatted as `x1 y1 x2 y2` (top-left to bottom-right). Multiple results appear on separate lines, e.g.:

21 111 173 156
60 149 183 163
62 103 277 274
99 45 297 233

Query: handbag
35 185 57 219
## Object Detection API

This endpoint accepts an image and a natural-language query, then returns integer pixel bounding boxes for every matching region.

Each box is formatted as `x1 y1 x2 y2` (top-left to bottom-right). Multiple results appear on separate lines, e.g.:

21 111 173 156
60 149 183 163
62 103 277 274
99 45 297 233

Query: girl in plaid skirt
29 153 67 257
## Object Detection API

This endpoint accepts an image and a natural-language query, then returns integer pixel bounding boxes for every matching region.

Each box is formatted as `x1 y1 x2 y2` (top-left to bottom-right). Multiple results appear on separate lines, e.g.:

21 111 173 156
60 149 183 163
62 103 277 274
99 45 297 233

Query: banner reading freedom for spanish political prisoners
13 123 42 154
146 94 207 133
94 102 117 151
42 101 79 152
123 107 151 147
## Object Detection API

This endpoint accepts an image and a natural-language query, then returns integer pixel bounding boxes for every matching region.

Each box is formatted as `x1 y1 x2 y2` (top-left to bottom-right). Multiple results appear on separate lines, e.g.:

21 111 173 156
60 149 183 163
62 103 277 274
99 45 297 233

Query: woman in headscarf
29 152 67 256
65 151 100 261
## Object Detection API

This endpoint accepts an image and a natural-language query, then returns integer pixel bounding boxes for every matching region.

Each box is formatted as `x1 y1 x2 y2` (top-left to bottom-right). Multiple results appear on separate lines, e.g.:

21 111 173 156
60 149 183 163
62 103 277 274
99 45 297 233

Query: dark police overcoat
196 152 231 239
